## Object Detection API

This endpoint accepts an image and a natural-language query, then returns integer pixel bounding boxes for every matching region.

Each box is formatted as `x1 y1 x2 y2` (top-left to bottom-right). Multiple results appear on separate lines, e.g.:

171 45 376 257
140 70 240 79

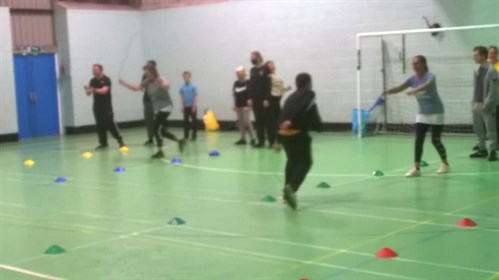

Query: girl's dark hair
489 46 498 54
414 55 429 71
147 60 157 67
143 64 159 79
296 73 312 90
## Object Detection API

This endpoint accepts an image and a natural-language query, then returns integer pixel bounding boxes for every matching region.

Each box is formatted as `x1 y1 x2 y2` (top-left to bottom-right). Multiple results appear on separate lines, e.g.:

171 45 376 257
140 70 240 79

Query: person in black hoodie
278 73 322 210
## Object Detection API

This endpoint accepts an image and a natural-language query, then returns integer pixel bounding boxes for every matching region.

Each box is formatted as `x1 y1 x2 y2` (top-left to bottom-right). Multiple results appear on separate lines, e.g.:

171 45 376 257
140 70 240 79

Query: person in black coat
278 73 322 210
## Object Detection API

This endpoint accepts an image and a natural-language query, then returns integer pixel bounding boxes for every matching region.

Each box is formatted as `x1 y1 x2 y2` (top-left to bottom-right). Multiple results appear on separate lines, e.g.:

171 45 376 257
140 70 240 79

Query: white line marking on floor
0 264 63 280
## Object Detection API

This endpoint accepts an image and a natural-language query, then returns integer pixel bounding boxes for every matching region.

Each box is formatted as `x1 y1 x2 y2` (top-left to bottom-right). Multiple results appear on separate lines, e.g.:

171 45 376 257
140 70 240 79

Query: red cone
457 218 476 227
299 278 309 280
375 247 398 258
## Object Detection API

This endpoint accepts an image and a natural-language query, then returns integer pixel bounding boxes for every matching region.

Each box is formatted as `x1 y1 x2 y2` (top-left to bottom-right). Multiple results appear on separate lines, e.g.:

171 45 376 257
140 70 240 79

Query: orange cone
375 247 398 258
457 218 476 227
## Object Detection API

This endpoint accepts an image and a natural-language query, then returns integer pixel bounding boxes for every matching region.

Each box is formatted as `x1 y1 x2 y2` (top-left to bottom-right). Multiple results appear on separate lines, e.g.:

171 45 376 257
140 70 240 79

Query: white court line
0 264 63 280
2 177 498 233
2 209 496 275
175 225 496 275
137 233 423 280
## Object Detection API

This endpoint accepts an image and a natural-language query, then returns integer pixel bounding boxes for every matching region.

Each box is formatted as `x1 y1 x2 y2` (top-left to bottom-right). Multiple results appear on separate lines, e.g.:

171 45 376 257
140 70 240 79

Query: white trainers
405 167 421 177
436 163 449 174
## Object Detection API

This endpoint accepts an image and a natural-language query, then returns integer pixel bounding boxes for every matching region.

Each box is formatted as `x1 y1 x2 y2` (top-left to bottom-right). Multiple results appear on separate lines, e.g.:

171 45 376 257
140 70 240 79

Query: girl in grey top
120 65 184 159
383 55 449 177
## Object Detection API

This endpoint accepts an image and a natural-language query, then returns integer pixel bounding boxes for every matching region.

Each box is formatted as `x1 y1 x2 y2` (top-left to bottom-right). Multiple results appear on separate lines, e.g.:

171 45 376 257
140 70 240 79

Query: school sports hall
0 1 498 279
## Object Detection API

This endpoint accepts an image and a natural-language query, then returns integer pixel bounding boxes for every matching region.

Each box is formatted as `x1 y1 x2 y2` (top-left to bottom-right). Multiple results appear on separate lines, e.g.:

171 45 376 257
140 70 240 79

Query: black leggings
280 133 313 193
153 111 179 147
415 123 447 164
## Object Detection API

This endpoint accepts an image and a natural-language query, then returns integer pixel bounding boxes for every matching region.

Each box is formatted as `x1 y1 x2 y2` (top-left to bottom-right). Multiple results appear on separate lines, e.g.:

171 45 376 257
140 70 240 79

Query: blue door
14 54 59 138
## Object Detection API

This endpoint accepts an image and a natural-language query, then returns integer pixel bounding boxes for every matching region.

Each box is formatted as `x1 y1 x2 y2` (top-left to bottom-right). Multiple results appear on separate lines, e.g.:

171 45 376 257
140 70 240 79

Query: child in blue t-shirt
179 71 198 141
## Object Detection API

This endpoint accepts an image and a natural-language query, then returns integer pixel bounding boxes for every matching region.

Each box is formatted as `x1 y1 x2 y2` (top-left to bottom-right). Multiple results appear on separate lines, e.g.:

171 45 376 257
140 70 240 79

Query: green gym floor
0 129 498 280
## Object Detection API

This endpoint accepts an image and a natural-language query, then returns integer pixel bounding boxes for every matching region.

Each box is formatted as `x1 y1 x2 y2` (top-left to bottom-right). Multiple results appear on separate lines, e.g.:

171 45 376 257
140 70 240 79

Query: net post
356 35 362 138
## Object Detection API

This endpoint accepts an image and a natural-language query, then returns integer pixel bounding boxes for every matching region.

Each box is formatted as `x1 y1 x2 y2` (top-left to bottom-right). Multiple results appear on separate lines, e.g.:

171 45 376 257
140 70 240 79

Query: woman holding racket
382 55 449 177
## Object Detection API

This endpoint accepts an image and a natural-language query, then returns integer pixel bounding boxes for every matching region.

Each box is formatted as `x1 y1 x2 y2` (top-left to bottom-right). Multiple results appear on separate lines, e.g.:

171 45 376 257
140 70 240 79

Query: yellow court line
486 272 499 280
273 195 499 277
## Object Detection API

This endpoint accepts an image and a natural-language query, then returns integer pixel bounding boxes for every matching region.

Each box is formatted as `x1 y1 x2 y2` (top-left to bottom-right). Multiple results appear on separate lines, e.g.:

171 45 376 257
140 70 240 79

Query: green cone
44 245 65 255
261 195 277 202
316 182 331 189
420 160 429 167
168 217 186 225
372 170 384 177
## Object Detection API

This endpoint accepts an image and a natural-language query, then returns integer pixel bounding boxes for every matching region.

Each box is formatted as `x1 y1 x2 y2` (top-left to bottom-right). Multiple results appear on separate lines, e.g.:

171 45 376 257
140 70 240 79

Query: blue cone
54 177 66 183
114 167 125 173
171 158 181 164
209 150 220 156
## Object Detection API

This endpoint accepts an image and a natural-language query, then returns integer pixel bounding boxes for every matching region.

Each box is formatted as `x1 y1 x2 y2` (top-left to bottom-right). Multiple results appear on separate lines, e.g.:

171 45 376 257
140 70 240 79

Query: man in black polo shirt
84 64 125 150
247 51 272 148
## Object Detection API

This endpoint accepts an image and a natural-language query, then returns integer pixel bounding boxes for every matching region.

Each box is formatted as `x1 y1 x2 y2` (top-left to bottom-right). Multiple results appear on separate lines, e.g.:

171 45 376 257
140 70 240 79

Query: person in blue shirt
383 55 449 177
179 71 198 141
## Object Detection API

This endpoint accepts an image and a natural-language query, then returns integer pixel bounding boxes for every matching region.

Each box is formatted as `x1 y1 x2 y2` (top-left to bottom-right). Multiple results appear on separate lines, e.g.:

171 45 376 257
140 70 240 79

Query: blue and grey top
404 72 444 115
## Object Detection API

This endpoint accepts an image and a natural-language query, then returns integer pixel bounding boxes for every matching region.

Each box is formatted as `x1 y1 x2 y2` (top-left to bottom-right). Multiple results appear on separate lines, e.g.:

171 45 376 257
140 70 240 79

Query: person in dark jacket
278 73 322 210
247 51 272 148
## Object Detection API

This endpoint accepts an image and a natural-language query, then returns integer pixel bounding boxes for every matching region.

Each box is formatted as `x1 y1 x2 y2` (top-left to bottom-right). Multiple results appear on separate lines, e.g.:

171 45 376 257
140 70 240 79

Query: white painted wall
57 8 145 127
0 7 18 135
139 0 498 124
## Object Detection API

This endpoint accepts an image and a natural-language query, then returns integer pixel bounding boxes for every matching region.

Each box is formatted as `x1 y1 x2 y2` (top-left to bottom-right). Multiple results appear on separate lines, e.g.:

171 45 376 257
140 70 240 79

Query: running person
278 73 322 210
84 64 125 150
267 60 292 149
247 51 272 148
383 55 449 177
233 66 255 145
120 65 185 159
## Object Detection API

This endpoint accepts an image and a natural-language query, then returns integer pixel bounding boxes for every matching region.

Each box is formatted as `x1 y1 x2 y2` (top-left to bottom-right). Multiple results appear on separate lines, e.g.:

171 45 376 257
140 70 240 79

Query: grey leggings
235 107 254 139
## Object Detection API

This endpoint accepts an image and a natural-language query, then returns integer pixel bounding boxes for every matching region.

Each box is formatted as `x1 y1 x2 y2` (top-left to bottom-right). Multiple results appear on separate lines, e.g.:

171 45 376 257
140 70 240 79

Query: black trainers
151 151 165 159
253 142 265 149
144 139 154 146
234 139 247 145
190 137 197 142
283 184 297 210
178 139 186 153
488 151 498 162
472 144 480 151
470 150 488 158
95 144 109 150
250 139 256 146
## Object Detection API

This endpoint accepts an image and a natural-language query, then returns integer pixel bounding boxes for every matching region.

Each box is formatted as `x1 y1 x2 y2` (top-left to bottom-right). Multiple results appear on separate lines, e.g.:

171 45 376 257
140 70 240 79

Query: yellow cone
82 152 93 159
23 159 35 167
119 146 129 153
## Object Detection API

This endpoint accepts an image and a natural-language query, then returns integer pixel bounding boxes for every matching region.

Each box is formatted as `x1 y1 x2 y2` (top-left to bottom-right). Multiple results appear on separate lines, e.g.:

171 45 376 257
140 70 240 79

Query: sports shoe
234 139 247 145
488 151 498 162
472 144 480 151
250 139 256 146
469 150 488 158
283 184 297 210
151 151 165 159
405 167 421 177
253 142 265 149
436 163 449 174
144 139 154 146
95 144 109 150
